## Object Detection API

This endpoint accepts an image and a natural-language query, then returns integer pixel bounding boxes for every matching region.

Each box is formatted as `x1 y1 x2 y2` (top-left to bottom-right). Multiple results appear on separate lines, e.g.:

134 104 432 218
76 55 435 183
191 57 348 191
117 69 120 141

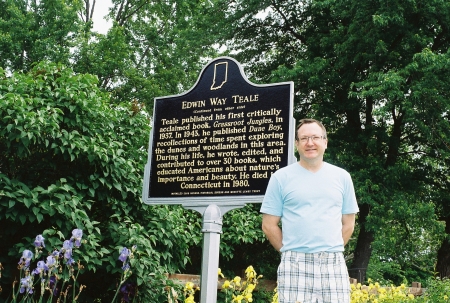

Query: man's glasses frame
297 136 325 144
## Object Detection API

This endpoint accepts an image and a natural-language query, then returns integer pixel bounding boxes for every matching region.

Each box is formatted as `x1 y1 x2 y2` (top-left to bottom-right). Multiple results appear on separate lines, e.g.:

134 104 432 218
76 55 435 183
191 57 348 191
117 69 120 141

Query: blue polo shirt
260 162 359 253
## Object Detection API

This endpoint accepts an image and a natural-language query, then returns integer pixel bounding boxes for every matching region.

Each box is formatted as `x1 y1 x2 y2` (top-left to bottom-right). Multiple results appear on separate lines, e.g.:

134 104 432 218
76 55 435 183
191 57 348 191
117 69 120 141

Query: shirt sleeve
342 172 359 214
260 174 283 217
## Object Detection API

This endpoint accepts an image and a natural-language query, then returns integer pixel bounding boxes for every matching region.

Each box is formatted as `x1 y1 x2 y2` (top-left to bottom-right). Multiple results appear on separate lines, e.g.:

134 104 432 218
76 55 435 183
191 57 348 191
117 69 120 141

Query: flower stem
111 282 124 303
72 269 81 302
111 273 126 303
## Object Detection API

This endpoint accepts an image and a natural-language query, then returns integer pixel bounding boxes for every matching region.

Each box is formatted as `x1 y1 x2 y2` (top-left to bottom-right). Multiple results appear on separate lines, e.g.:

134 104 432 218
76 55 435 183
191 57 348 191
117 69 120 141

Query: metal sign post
185 204 245 303
142 57 295 302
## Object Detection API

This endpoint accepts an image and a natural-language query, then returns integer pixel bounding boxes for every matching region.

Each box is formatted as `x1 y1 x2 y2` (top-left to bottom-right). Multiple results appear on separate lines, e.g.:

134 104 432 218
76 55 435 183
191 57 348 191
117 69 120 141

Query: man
260 118 359 303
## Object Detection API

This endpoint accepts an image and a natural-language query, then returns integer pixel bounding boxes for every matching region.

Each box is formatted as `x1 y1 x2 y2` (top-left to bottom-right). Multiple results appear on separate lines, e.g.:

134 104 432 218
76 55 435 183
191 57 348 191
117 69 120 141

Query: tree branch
270 0 305 43
116 0 147 27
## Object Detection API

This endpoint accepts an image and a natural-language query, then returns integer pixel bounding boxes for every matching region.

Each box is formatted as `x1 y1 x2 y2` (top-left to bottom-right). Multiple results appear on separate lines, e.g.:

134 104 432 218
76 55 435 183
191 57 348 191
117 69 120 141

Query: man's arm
342 213 356 246
262 213 283 252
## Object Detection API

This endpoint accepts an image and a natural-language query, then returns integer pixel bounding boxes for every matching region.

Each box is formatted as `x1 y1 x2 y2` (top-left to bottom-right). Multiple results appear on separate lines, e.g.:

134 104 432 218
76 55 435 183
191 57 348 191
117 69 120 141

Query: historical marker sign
142 57 295 205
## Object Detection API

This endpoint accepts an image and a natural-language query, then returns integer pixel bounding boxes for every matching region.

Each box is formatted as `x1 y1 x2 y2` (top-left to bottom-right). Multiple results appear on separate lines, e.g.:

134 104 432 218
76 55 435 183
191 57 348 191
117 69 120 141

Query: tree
1 0 222 113
218 0 450 281
74 0 223 112
0 0 82 71
0 62 201 301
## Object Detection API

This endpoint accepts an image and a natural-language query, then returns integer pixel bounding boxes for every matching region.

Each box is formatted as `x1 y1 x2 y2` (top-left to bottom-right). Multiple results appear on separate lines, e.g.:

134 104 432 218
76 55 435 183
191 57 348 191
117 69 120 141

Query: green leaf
23 198 33 208
113 183 122 191
19 215 26 225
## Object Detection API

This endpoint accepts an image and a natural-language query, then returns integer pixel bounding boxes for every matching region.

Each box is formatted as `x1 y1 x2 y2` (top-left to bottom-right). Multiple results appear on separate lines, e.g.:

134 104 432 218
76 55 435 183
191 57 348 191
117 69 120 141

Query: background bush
0 62 202 301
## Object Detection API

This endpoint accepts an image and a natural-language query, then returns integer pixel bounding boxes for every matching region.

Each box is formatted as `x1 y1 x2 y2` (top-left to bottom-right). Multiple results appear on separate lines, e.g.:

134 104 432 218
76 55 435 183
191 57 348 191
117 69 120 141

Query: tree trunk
349 203 374 282
436 216 450 278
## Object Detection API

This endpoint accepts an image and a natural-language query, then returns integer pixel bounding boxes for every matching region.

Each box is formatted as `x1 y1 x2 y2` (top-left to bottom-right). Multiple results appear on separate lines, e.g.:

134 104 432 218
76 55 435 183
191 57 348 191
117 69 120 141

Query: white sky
91 3 266 35
92 0 113 34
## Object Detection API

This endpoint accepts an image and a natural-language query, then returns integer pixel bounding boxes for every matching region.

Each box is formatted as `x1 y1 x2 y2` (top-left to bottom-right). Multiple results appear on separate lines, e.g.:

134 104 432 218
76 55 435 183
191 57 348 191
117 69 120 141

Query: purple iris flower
66 258 75 266
118 247 130 263
18 250 34 268
62 240 73 259
46 255 56 268
34 235 45 248
120 283 136 302
64 249 72 260
19 275 33 294
49 275 56 287
49 276 59 297
32 261 48 275
122 263 130 271
63 240 73 250
71 229 83 248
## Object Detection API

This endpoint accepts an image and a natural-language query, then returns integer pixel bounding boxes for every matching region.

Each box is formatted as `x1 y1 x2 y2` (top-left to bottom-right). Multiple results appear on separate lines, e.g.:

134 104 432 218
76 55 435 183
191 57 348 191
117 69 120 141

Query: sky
92 0 113 34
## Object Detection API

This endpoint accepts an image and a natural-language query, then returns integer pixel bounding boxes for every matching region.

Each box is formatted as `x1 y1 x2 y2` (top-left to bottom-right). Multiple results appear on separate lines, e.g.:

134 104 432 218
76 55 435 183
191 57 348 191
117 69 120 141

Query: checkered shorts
277 251 350 303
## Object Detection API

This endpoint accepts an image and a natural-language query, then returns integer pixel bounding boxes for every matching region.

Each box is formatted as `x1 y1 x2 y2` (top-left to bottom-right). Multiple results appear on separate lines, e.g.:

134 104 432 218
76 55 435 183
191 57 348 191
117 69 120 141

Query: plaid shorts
277 251 350 303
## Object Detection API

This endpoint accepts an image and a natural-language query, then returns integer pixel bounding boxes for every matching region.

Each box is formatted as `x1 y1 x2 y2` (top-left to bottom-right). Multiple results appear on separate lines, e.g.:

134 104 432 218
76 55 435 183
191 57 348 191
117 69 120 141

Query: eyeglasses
298 136 325 143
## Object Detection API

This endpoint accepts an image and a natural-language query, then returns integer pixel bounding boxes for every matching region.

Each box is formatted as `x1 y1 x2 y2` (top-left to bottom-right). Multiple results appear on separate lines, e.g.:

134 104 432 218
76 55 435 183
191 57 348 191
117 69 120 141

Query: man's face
295 122 328 161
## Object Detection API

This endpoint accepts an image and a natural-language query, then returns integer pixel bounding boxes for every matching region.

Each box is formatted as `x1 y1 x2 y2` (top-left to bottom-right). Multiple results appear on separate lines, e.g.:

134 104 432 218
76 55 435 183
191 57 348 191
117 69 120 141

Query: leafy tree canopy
0 0 222 113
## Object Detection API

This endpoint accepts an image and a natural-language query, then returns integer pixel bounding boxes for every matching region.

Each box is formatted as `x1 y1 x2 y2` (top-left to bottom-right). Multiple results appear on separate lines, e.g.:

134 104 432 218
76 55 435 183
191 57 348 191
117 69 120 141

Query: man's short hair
295 119 327 140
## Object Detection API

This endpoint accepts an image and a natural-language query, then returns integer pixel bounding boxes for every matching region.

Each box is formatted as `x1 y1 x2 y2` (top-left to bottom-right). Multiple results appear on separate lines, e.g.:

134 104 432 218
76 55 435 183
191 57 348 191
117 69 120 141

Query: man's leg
278 251 319 303
319 252 351 303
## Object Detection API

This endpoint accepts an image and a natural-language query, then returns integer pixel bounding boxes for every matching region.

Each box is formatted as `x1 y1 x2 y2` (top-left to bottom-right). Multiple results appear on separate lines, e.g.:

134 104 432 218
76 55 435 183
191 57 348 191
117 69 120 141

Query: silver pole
199 204 223 303
184 204 245 303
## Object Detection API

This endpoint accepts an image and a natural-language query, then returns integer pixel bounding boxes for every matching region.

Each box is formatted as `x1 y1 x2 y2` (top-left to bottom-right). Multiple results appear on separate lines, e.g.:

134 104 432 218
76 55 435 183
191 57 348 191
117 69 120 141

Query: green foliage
367 205 445 285
0 62 198 301
221 205 266 255
416 278 450 303
74 0 223 112
220 204 279 280
0 0 83 71
1 0 222 113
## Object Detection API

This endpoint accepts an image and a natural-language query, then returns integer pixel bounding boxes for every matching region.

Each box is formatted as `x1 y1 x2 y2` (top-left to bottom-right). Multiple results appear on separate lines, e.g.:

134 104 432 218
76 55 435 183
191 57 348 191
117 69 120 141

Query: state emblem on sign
210 61 228 90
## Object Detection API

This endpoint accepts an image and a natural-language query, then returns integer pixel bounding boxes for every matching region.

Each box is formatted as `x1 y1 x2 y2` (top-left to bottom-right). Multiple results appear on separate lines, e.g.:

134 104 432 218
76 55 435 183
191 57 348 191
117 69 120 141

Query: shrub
0 62 198 301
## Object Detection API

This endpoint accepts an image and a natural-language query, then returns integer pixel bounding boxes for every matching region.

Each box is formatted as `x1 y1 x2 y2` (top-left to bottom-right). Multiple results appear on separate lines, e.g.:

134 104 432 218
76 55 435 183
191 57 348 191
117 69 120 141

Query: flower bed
166 269 450 303
0 230 137 303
